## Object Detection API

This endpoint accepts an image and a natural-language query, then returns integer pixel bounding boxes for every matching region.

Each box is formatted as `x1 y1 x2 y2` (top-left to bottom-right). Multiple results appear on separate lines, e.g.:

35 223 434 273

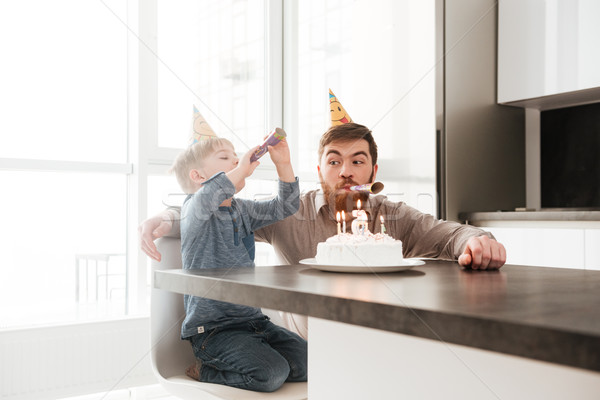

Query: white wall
0 318 155 400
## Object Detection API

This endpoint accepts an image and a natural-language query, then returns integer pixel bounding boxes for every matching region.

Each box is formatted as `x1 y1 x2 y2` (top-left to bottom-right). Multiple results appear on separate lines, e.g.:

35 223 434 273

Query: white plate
299 258 425 273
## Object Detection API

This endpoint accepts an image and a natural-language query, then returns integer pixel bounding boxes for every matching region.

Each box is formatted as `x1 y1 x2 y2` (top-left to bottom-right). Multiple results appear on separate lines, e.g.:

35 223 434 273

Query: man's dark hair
318 123 378 166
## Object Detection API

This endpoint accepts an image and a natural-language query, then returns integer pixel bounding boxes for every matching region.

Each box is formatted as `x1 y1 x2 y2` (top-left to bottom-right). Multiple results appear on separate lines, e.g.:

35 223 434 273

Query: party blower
250 127 287 162
348 182 384 194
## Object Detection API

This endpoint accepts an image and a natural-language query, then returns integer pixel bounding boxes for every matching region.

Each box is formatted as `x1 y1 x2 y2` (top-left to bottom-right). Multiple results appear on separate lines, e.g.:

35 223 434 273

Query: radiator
0 318 156 400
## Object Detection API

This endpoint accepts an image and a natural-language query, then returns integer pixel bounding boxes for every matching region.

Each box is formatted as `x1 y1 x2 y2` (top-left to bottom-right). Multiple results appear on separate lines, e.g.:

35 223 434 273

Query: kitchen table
154 260 600 399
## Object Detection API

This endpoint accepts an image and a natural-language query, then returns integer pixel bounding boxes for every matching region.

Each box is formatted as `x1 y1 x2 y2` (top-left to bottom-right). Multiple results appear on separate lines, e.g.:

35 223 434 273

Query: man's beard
319 171 372 215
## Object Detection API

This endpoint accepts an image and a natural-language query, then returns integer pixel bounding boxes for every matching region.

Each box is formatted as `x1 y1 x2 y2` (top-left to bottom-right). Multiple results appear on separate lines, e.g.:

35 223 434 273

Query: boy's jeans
188 316 308 392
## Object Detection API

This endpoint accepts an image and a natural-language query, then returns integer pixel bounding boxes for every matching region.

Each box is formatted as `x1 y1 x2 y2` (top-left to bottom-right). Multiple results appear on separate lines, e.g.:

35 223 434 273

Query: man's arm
138 208 180 262
387 201 506 270
458 234 506 270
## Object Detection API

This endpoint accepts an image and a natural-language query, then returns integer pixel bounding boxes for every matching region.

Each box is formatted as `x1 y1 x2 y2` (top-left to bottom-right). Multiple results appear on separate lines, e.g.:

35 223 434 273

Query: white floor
58 384 179 400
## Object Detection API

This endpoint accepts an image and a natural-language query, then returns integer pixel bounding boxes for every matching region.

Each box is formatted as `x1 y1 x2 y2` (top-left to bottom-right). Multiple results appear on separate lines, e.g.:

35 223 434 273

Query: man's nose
339 164 353 179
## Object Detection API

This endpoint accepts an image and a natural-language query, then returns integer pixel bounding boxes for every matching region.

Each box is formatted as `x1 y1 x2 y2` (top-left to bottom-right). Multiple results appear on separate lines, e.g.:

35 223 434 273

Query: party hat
190 105 218 145
329 88 353 126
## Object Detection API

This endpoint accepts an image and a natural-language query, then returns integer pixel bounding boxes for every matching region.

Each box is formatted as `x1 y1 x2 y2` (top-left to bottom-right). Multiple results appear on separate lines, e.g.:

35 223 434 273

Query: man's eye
220 157 228 160
353 160 364 165
329 160 340 165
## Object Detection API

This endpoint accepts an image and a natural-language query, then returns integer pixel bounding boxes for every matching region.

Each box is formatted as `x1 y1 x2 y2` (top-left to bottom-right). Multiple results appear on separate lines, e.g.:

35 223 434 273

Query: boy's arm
188 146 261 214
267 139 295 182
246 134 299 231
275 162 295 183
247 137 299 230
245 178 300 233
226 146 261 192
189 172 236 212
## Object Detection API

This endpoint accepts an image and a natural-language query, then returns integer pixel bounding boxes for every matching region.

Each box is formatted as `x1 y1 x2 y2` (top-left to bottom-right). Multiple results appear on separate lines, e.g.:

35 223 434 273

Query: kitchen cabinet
498 0 600 104
481 226 583 268
309 318 600 400
585 229 600 270
443 0 525 221
480 226 600 270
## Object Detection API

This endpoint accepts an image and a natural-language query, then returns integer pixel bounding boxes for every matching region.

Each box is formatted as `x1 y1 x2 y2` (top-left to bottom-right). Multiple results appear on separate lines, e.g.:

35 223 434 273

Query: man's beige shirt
254 189 491 264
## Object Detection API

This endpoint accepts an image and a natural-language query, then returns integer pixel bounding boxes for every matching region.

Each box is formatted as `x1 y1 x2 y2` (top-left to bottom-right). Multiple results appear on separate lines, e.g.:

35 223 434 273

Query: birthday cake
315 232 403 267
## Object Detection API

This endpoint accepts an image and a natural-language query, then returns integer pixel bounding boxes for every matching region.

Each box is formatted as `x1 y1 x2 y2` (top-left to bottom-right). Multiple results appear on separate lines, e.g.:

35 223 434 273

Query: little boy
169 136 307 392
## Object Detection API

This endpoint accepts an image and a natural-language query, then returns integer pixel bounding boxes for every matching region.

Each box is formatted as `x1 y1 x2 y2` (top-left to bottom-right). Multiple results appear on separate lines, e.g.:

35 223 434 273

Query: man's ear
372 164 378 182
189 169 206 184
317 165 321 174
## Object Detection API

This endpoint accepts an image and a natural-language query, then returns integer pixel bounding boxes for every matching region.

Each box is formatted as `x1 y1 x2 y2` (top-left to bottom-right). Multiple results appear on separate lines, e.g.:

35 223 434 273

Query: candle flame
380 215 384 223
357 199 361 210
336 211 340 222
341 210 345 220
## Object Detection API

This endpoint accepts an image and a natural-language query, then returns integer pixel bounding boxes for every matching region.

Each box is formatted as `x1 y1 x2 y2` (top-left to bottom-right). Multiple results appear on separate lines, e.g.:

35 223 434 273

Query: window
155 0 268 154
146 0 438 271
0 0 131 328
284 0 437 214
0 171 128 328
0 1 128 163
0 0 438 330
149 0 281 267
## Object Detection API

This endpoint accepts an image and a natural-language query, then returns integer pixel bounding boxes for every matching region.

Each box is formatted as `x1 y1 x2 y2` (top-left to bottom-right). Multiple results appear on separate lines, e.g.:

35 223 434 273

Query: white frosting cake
315 232 403 266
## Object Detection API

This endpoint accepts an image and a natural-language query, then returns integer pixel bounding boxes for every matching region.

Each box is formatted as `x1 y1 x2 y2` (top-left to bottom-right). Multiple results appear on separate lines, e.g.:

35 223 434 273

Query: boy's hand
267 137 295 183
267 138 291 166
238 146 261 177
227 146 260 192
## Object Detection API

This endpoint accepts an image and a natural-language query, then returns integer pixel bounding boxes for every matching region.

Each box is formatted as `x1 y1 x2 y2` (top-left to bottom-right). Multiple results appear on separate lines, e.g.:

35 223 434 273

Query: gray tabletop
459 210 600 222
154 260 600 372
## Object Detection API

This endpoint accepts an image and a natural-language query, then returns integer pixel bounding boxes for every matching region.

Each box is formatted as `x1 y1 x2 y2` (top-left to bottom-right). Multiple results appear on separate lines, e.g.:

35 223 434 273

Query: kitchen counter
154 260 600 373
459 210 600 224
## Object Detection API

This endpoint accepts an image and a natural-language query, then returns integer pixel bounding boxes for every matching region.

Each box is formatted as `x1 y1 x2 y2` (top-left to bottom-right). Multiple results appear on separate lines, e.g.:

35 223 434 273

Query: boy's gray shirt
180 171 300 338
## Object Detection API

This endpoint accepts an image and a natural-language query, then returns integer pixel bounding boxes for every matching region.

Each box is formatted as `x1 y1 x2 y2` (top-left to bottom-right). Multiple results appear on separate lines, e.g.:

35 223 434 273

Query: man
142 123 505 267
140 123 506 337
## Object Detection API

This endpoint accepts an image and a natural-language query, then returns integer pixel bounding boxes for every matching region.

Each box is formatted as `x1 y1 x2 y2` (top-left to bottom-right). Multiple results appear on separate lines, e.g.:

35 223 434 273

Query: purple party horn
348 182 384 194
250 128 287 162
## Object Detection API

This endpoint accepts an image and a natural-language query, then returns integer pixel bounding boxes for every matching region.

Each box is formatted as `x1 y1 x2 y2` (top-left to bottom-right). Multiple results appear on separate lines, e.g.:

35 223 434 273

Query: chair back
150 237 194 379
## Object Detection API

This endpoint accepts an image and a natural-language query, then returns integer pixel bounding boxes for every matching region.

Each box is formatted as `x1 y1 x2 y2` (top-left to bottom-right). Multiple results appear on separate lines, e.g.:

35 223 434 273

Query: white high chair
150 237 308 400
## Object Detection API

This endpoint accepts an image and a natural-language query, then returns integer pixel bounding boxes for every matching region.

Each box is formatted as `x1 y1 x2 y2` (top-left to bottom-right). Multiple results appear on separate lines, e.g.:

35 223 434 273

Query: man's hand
138 211 174 262
458 235 506 270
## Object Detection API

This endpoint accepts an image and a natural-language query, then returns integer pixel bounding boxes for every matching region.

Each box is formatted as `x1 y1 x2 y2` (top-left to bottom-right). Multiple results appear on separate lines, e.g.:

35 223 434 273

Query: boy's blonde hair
169 138 234 194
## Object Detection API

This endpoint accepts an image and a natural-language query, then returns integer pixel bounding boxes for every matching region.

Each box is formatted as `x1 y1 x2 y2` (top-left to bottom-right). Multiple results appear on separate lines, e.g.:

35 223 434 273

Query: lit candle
352 200 360 218
351 217 359 235
360 211 368 235
341 210 346 233
380 215 386 234
336 211 341 235
351 200 367 235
